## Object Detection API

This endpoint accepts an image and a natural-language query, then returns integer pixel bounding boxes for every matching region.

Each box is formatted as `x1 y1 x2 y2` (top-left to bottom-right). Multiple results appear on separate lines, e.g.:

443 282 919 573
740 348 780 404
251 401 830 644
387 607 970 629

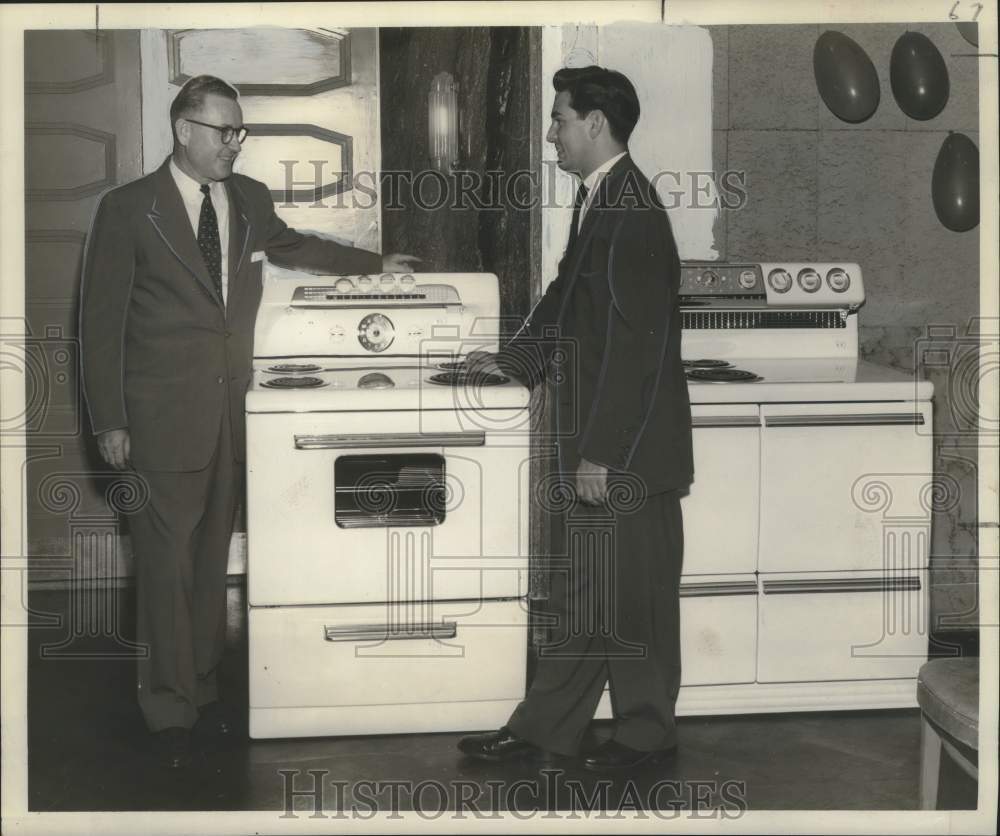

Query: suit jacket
80 159 382 472
500 154 693 494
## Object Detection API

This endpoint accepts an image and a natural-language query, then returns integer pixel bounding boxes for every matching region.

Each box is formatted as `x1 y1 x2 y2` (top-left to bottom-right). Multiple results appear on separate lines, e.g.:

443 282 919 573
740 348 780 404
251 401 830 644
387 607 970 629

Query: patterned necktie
197 183 223 303
567 182 588 250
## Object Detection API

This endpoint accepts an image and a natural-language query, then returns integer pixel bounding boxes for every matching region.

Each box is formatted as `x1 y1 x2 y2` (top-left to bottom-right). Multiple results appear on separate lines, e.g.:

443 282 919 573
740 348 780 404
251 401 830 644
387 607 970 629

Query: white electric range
594 261 935 717
245 266 532 739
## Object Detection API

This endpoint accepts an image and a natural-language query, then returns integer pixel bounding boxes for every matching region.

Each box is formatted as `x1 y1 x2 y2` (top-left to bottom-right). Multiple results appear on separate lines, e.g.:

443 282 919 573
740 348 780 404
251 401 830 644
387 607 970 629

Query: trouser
507 489 684 756
128 415 240 732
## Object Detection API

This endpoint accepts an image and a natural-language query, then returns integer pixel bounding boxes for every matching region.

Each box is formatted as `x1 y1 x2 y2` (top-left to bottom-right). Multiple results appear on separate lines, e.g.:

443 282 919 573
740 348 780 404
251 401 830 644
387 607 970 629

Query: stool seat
917 658 979 749
917 657 979 809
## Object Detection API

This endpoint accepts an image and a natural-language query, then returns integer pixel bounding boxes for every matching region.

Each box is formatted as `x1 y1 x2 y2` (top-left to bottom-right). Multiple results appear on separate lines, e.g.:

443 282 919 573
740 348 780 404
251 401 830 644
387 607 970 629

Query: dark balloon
813 30 880 123
955 22 978 47
932 133 979 232
891 31 950 120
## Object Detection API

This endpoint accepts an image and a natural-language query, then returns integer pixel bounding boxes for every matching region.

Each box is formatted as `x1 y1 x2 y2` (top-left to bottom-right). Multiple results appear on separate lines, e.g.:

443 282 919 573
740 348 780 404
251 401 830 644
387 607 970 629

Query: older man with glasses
80 74 419 768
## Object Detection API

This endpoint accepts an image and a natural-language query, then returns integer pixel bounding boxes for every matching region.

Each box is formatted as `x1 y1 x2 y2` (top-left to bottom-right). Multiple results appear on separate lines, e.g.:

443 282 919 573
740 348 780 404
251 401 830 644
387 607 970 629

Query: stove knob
400 274 416 288
380 273 396 290
797 268 821 293
738 269 757 290
335 277 355 293
826 267 851 293
357 275 373 289
767 268 792 294
701 269 719 288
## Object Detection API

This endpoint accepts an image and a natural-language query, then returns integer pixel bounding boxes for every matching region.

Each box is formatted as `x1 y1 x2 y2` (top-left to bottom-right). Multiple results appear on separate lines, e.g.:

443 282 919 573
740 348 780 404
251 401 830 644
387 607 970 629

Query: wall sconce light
428 71 459 173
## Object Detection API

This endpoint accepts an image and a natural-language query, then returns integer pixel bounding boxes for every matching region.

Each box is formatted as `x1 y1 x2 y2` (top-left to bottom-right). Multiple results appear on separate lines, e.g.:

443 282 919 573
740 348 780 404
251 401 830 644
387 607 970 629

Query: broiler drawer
249 597 527 709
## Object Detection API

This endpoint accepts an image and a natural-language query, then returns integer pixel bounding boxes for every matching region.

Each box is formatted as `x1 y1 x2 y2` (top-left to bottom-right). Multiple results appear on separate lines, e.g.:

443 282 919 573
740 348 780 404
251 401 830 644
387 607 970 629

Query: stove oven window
334 454 446 529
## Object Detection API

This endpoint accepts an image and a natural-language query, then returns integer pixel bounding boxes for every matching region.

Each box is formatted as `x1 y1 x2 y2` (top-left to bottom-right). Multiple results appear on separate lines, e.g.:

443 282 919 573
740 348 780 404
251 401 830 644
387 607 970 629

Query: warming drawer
757 569 928 682
678 574 758 685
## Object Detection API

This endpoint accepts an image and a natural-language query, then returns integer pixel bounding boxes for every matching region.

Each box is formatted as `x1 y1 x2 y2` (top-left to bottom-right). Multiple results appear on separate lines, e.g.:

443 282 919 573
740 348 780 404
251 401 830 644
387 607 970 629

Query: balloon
813 31 880 123
891 31 949 120
955 22 978 47
932 133 979 232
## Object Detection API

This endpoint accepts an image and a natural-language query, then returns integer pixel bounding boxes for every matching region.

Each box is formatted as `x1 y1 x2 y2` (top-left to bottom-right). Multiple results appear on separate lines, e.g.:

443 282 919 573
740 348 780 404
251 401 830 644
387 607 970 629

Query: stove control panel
759 263 864 307
681 262 864 308
680 263 763 297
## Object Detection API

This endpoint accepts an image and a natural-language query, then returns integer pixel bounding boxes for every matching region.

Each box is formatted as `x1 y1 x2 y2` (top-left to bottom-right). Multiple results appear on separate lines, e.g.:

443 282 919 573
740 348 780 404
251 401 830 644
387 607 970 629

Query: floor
24 584 979 814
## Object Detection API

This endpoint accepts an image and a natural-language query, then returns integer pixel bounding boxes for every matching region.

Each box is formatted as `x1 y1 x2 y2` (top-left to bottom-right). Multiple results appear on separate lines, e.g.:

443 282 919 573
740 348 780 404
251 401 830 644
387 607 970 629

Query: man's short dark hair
553 66 640 144
169 75 239 141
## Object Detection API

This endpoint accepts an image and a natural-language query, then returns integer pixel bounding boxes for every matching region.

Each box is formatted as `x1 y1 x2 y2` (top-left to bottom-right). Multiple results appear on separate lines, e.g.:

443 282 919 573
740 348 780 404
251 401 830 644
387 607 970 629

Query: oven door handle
762 576 922 595
764 413 924 428
691 416 760 429
296 432 486 449
324 621 458 642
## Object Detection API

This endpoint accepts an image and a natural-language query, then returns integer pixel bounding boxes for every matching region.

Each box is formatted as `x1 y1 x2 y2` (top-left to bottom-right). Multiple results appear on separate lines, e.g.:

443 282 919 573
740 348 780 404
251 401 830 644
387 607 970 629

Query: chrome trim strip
680 580 759 597
324 621 458 642
765 413 924 428
295 432 486 449
692 416 761 429
762 577 922 595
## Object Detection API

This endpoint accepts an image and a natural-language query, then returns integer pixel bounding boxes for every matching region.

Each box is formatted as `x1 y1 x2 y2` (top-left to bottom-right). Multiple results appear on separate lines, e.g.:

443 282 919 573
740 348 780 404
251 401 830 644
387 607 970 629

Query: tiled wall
709 23 982 632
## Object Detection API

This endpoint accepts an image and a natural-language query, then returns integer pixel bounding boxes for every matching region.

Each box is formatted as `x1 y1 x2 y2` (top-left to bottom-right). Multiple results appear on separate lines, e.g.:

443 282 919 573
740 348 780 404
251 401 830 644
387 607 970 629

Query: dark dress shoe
194 701 236 739
582 739 677 771
458 726 552 762
152 726 192 769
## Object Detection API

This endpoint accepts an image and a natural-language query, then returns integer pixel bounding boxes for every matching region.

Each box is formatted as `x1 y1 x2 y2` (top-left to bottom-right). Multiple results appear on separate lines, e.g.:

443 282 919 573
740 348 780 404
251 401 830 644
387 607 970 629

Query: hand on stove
576 458 608 505
381 253 422 273
465 350 502 375
97 428 131 471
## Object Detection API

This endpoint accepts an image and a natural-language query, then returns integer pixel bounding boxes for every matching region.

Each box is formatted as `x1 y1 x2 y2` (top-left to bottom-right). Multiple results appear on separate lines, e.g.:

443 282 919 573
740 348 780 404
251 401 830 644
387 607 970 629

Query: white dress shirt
170 159 230 306
577 150 627 232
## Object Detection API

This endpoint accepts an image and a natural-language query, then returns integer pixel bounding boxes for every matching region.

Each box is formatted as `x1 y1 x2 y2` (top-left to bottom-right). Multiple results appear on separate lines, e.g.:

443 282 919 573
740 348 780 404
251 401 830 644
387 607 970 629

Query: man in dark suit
459 66 693 770
80 75 417 767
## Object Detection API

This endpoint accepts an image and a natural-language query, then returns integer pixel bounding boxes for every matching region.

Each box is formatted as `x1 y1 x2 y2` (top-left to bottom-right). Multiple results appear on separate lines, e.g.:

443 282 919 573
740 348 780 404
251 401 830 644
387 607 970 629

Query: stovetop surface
245 356 931 413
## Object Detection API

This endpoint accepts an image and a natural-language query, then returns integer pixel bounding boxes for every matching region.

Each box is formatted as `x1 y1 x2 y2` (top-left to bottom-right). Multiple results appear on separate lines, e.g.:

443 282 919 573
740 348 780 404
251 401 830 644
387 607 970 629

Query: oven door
247 409 531 605
759 402 934 574
683 405 761 575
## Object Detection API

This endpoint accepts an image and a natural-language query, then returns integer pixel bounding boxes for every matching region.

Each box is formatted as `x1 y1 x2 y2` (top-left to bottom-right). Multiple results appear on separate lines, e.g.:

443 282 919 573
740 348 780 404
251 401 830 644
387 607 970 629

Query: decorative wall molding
243 123 354 202
25 32 115 95
25 123 116 201
167 28 351 96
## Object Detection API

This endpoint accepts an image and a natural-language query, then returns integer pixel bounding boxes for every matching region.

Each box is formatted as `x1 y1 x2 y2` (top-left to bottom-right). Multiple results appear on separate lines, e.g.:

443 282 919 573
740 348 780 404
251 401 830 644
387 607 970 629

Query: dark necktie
567 182 588 250
197 183 224 303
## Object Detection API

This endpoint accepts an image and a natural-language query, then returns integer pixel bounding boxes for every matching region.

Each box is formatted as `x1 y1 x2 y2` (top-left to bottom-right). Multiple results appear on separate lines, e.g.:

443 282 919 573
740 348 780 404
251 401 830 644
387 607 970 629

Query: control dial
358 313 395 353
797 268 821 293
738 269 757 290
335 277 355 293
767 268 792 293
826 267 851 293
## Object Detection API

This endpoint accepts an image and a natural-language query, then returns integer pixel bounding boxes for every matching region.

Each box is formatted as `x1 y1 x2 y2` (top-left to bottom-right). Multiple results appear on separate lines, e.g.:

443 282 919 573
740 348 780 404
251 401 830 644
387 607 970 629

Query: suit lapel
556 159 625 323
225 177 252 312
146 161 222 308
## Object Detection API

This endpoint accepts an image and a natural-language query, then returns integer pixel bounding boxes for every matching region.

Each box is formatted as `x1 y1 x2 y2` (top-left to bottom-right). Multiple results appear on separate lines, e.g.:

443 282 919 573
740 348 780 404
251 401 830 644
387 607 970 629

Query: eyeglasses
185 118 249 145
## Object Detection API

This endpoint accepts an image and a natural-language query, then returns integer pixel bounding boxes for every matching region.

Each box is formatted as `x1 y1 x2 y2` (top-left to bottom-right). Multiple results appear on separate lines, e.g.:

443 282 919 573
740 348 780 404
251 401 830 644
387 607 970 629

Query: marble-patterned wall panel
816 130 908 326
712 129 728 260
899 130 980 330
898 23 979 133
726 130 817 259
708 25 728 128
859 324 924 371
728 25 818 130
921 348 983 439
816 24 907 132
931 579 980 631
